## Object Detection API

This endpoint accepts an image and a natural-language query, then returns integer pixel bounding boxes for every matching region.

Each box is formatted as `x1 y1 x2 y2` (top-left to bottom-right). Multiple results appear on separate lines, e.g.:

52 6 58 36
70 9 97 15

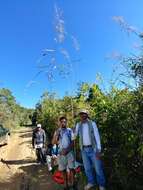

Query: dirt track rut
0 128 63 190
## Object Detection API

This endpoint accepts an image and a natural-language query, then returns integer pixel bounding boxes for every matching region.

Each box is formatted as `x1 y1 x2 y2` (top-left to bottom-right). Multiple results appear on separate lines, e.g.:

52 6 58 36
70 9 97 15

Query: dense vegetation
0 88 33 129
31 82 142 190
31 33 143 190
1 82 143 189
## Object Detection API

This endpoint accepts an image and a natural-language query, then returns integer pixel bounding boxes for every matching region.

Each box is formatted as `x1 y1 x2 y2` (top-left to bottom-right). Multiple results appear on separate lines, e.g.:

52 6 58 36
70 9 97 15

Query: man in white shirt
74 109 106 190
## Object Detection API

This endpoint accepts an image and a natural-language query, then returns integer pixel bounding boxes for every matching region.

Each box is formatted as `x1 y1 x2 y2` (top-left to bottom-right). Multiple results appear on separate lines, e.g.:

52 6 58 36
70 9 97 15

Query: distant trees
0 88 33 128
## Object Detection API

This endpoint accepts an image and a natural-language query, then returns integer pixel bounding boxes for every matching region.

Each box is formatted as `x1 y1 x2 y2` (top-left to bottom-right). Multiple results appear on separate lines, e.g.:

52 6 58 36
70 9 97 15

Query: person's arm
32 131 35 148
52 129 60 145
73 123 79 153
43 130 46 145
73 123 79 139
92 121 101 153
67 129 75 152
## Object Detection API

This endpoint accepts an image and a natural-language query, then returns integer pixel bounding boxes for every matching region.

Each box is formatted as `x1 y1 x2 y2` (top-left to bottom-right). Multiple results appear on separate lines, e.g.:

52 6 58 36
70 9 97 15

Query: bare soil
0 128 64 190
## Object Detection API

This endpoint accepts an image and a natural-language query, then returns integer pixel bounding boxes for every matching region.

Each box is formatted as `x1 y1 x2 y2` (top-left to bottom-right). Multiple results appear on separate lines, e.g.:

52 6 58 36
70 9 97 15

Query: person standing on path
32 123 46 164
74 109 106 190
52 116 76 190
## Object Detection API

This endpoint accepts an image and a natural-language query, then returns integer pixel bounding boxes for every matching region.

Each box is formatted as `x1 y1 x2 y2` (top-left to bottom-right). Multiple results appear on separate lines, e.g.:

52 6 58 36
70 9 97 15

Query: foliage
31 82 143 190
1 84 143 189
0 88 33 129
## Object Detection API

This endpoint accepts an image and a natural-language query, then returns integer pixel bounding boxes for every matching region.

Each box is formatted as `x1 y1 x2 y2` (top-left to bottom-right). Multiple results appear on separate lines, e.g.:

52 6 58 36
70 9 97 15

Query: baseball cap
79 109 89 115
37 123 42 128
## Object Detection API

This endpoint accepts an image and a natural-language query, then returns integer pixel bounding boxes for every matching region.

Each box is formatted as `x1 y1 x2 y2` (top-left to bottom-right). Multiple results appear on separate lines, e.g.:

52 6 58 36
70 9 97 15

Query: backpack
59 128 72 143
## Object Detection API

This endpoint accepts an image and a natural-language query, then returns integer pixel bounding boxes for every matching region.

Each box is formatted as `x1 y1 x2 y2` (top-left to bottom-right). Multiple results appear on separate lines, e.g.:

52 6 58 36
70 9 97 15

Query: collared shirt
75 121 101 152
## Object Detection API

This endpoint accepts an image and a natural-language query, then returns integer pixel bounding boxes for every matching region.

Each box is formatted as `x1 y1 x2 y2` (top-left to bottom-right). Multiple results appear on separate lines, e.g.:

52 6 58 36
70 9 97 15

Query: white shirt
75 121 101 152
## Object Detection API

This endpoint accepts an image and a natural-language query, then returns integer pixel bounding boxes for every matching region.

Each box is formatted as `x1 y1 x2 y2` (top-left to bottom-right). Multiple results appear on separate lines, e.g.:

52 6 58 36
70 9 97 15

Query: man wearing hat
74 109 106 190
32 123 46 164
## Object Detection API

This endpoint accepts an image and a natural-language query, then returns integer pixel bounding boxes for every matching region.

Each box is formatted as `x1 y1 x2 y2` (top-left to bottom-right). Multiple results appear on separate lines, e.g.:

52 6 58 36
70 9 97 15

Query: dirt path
0 128 64 190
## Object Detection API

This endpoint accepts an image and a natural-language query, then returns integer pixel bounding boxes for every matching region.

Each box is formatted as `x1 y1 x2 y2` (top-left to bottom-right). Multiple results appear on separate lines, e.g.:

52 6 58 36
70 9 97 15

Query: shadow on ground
19 132 32 139
0 163 64 190
0 143 7 148
0 172 27 190
18 130 32 134
0 160 93 190
19 140 32 146
20 164 63 190
1 158 35 165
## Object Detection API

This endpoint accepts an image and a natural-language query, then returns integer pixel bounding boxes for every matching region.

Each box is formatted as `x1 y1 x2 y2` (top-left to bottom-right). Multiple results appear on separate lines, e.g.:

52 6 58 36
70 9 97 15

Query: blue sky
0 0 143 108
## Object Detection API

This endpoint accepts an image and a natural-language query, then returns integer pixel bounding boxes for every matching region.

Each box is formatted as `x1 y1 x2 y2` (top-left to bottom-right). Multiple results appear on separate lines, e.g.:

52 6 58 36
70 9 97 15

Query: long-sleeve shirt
32 129 46 147
74 121 101 152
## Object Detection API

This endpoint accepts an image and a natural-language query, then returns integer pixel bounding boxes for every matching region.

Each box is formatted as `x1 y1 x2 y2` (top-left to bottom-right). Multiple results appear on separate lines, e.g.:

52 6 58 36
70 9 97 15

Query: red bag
52 170 64 184
75 166 81 173
52 166 81 184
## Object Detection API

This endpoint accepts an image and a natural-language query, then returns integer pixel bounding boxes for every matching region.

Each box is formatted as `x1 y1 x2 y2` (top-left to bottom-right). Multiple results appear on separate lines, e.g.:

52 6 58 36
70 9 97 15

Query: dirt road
0 128 63 190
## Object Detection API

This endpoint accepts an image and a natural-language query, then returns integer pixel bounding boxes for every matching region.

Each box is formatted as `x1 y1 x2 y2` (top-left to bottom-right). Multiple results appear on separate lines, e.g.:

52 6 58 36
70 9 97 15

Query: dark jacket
32 128 46 147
